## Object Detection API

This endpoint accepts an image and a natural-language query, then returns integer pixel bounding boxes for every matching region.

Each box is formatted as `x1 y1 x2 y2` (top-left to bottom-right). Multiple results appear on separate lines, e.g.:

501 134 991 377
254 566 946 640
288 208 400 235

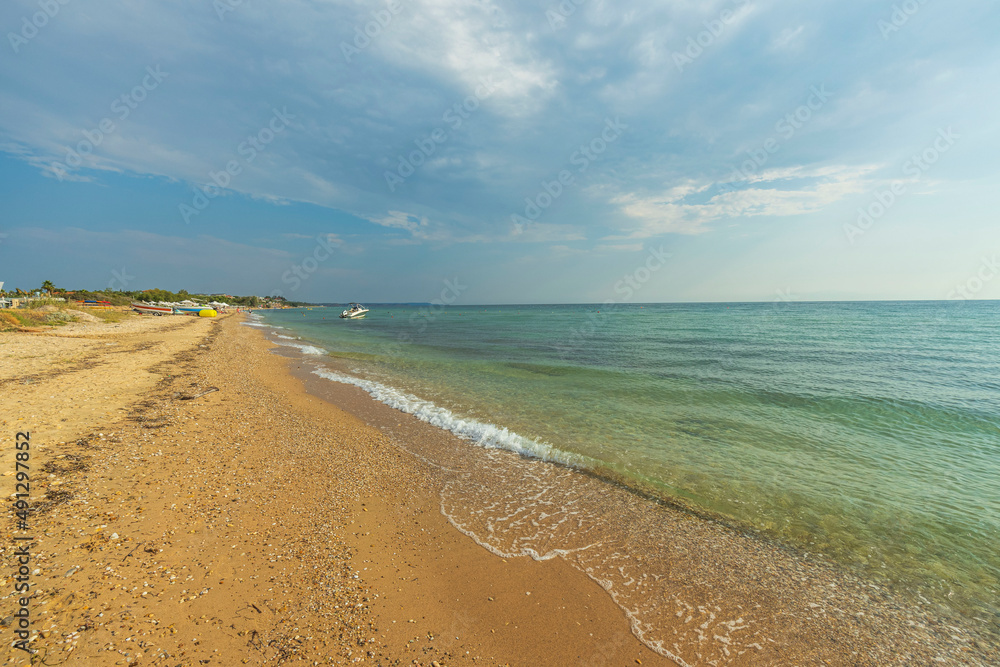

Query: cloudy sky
1 0 998 303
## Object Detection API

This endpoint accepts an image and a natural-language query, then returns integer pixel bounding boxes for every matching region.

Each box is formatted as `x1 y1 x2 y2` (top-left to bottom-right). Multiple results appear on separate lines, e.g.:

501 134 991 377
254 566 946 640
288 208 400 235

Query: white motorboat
131 302 174 315
340 303 369 319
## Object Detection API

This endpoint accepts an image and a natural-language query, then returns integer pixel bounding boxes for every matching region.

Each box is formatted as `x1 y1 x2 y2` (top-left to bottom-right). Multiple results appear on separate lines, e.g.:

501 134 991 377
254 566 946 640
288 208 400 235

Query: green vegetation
0 300 128 331
107 288 311 307
0 285 314 332
0 308 72 331
0 287 309 307
69 290 134 306
85 308 129 323
0 312 22 331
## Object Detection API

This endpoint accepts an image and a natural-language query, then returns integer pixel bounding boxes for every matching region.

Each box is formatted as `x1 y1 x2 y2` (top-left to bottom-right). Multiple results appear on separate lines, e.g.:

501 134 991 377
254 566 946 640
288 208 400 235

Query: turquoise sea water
258 301 1000 628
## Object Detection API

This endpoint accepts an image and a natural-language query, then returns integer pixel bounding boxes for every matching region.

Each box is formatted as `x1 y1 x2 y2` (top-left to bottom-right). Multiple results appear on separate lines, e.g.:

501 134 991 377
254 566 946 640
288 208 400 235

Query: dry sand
1 313 666 665
4 311 994 666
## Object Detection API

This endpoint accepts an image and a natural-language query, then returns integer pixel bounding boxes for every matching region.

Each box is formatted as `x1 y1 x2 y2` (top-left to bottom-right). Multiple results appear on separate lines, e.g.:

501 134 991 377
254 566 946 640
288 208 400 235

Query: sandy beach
5 0 995 662
1 313 666 665
3 311 996 666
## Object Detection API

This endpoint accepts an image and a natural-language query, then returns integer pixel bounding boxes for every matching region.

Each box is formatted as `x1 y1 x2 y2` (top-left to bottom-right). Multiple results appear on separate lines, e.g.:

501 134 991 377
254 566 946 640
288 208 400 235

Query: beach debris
8 310 987 667
178 387 220 401
121 543 142 562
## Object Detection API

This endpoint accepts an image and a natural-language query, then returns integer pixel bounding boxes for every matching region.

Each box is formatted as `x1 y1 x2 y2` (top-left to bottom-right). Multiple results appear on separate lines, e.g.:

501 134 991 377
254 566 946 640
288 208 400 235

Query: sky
1 0 998 304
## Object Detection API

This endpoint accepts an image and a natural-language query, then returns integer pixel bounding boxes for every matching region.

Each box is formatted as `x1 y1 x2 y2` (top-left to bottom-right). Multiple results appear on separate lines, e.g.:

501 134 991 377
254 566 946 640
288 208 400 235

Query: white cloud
365 210 459 242
367 210 429 233
595 242 645 252
295 169 344 202
0 0 991 261
549 244 587 259
377 0 558 115
510 222 587 243
609 165 877 238
770 25 805 51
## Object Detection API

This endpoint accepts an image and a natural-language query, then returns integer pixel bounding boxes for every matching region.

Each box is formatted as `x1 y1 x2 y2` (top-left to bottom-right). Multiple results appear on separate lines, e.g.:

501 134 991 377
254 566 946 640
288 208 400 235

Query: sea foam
311 367 590 468
272 340 327 355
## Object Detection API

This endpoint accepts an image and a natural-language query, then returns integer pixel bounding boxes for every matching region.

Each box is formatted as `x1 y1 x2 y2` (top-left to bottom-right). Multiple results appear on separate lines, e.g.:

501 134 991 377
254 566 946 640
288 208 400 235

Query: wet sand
1 313 665 665
2 312 995 665
282 327 998 666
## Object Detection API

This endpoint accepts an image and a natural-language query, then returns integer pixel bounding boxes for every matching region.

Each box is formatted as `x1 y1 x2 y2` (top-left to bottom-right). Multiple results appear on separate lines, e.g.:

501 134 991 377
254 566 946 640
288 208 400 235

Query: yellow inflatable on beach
198 309 217 317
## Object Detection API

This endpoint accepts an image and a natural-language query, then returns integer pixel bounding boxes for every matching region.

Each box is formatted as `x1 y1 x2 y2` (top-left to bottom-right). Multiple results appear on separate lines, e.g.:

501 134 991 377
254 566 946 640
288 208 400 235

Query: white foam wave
443 504 603 562
311 368 587 467
311 366 689 665
273 340 327 355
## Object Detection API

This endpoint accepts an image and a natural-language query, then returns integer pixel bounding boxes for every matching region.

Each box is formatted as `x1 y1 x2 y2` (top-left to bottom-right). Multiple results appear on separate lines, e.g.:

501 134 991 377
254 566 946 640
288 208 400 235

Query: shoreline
260 327 674 664
1 312 665 665
260 314 999 666
2 312 995 665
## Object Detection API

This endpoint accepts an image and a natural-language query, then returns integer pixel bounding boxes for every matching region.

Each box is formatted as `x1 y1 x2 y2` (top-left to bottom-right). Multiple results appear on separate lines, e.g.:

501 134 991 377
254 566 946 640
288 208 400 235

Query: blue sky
1 0 998 304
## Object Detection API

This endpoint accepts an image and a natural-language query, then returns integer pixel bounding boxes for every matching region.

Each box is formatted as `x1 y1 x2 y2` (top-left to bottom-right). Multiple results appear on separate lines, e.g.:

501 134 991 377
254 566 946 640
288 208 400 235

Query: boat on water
340 303 369 319
131 302 174 315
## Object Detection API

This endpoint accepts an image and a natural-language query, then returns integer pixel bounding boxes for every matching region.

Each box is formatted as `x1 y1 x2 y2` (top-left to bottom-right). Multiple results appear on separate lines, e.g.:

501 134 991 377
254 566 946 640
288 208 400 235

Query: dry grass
0 309 63 330
0 312 21 331
1 305 81 330
0 303 134 330
84 308 131 323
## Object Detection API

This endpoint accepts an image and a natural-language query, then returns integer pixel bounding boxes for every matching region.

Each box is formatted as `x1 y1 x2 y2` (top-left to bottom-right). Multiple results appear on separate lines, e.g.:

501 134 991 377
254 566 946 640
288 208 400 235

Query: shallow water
258 302 1000 639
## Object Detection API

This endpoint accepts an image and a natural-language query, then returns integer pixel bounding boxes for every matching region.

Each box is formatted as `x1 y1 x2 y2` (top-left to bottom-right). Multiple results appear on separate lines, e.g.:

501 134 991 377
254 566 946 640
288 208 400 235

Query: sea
252 301 999 661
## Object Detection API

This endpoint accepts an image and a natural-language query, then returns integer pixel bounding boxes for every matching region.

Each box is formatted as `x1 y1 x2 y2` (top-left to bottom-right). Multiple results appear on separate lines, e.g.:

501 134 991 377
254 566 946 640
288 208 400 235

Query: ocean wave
273 340 327 355
311 367 590 468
